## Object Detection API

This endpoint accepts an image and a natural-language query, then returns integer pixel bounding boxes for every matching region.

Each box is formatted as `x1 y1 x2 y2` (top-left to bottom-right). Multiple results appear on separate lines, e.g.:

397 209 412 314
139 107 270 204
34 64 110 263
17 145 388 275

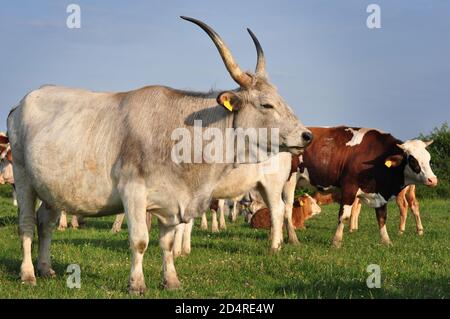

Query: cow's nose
427 177 438 187
302 131 313 144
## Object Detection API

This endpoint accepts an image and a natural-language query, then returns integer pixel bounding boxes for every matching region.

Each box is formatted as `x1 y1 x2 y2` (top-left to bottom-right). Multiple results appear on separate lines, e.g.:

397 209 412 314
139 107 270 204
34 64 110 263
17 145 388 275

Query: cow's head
386 140 437 187
182 17 312 156
298 194 321 218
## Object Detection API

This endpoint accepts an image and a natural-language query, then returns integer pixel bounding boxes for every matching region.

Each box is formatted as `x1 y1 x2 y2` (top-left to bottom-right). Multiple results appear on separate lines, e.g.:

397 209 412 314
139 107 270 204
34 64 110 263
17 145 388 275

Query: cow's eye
408 155 421 174
261 104 274 109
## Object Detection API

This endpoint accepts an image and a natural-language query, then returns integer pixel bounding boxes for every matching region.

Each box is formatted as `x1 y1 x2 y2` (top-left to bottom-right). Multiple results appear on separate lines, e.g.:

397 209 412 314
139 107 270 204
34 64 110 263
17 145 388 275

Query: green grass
0 185 448 298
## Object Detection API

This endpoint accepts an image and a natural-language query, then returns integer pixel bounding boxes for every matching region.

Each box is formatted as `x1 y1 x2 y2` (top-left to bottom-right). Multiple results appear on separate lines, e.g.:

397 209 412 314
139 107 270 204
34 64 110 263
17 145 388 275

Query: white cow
172 152 300 257
7 17 311 294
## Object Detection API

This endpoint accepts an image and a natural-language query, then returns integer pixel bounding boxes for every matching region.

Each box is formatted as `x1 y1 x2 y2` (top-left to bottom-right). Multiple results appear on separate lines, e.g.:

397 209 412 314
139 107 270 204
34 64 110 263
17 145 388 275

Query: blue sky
0 0 449 139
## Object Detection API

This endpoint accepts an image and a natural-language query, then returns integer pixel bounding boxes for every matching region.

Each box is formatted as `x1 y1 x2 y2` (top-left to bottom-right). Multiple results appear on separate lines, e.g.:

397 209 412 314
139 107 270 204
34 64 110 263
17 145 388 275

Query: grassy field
0 185 448 299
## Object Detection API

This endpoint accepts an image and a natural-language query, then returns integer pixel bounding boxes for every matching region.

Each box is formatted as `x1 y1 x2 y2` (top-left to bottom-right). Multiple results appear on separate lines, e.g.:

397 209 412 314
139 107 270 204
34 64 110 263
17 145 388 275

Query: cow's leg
15 167 37 285
181 218 194 256
258 184 284 253
200 212 208 230
218 199 227 230
146 211 152 232
111 213 125 233
376 204 392 245
349 198 362 233
37 204 60 277
229 200 238 222
211 209 219 233
71 215 79 229
57 211 68 231
397 191 408 235
159 222 181 289
282 173 299 245
172 223 185 259
332 189 355 248
332 204 352 248
407 189 423 235
119 181 149 295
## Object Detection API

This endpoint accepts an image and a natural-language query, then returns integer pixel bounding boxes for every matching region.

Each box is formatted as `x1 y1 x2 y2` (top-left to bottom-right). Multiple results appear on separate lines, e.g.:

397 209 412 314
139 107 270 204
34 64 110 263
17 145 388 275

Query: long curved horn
181 16 252 88
247 28 266 75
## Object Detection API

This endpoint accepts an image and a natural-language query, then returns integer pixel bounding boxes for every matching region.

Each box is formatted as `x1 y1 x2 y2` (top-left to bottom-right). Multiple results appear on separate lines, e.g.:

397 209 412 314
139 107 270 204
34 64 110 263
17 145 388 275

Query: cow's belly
211 165 259 199
24 135 122 214
356 189 393 208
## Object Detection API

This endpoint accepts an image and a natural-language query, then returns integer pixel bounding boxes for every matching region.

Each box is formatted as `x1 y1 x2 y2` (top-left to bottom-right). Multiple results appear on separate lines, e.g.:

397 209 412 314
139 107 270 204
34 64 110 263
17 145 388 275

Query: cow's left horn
181 16 252 88
247 28 266 75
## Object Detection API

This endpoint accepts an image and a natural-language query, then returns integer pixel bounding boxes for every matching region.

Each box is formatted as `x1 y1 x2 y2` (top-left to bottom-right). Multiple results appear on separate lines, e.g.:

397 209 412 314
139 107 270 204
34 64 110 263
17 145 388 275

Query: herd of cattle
0 17 438 294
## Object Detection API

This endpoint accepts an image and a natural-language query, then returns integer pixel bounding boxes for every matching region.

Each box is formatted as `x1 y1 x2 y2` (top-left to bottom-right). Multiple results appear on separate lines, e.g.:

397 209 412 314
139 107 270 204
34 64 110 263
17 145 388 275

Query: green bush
416 122 450 199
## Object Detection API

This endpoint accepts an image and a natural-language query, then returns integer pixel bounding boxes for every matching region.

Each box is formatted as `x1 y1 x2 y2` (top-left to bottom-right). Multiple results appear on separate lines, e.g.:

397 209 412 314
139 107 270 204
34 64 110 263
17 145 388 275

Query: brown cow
296 126 437 247
250 194 321 230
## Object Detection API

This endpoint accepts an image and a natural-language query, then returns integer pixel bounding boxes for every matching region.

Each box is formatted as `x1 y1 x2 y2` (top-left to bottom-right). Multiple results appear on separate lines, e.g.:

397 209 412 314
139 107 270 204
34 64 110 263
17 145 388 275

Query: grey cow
7 17 311 294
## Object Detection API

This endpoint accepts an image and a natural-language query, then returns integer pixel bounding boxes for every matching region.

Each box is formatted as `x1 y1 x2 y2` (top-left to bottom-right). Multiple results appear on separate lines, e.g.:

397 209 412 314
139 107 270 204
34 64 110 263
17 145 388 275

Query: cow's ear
384 154 404 168
217 91 242 112
6 149 12 162
0 135 8 144
424 140 433 147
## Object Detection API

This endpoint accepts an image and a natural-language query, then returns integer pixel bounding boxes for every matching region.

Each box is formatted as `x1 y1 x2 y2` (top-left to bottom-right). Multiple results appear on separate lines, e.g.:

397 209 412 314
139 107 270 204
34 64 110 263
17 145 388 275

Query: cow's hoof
381 240 393 246
111 227 121 233
38 266 56 278
128 281 147 295
200 224 208 230
417 229 424 236
163 278 181 290
211 228 219 233
398 230 404 235
288 238 300 246
332 239 342 248
57 226 66 231
181 249 191 257
270 246 282 255
21 273 37 286
173 250 182 259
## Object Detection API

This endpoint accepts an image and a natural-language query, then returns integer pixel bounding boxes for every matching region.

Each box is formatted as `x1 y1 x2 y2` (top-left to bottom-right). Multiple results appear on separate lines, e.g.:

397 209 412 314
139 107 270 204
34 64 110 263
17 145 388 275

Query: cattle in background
7 17 311 293
57 212 86 230
349 185 423 235
0 133 17 206
285 126 437 247
110 212 153 233
250 194 321 230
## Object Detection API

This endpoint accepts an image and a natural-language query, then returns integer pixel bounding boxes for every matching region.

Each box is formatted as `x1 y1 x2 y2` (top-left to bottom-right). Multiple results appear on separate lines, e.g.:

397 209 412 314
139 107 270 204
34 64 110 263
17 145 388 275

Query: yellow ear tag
385 160 392 168
223 99 233 112
300 200 305 206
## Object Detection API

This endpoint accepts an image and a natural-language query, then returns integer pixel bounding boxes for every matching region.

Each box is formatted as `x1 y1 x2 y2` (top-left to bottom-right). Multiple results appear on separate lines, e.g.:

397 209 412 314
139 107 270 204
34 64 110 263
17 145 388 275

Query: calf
349 185 423 235
250 194 321 230
294 126 437 247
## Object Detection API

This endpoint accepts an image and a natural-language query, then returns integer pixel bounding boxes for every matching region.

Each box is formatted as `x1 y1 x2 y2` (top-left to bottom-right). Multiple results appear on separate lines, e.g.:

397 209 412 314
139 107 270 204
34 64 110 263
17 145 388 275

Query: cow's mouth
285 145 305 155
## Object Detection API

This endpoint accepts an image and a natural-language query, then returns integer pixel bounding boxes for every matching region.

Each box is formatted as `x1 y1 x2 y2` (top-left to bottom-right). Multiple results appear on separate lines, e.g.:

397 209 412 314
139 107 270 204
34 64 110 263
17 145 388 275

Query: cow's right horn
181 16 252 88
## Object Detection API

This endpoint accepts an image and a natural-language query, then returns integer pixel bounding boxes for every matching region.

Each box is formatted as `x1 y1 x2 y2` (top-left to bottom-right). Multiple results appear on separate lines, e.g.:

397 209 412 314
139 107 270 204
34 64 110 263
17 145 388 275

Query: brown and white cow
250 194 321 230
293 126 437 247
